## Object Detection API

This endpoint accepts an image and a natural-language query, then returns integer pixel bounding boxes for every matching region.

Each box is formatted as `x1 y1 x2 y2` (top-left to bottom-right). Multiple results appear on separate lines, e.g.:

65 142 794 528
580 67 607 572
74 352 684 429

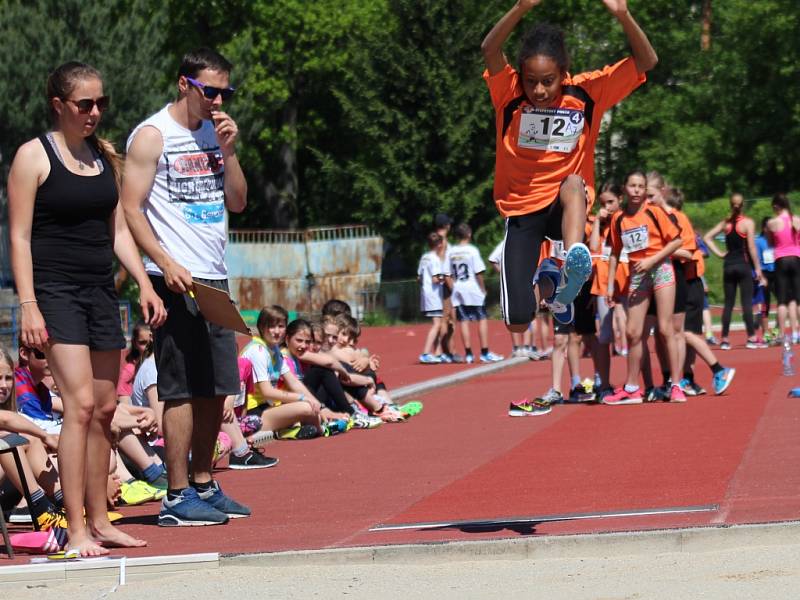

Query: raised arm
481 1 541 76
603 0 658 73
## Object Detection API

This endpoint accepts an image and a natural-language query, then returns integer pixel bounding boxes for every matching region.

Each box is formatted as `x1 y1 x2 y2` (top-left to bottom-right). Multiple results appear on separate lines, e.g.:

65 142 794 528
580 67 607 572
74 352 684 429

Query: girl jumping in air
481 0 657 341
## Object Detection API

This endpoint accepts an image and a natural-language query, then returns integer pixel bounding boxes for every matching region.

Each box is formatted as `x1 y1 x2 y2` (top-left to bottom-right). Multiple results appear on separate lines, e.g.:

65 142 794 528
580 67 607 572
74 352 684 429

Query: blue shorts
455 305 487 322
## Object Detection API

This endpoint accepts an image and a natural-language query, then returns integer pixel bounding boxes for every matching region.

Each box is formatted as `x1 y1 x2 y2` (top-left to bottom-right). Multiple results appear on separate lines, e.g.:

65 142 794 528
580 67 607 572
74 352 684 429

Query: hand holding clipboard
188 281 252 336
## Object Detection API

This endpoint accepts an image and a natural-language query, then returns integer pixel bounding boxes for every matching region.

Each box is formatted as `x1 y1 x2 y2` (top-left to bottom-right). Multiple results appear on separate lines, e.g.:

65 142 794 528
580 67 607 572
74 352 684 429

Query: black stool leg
11 448 38 532
0 510 12 558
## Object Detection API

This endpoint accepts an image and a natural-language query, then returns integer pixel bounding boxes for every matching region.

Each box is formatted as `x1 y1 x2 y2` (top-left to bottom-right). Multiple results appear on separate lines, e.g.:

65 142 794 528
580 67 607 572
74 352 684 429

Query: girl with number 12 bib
481 0 657 335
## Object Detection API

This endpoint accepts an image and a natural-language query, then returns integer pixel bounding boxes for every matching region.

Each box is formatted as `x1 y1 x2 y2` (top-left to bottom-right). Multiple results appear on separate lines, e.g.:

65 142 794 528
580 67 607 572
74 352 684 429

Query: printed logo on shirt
518 107 584 153
165 148 225 223
763 248 775 265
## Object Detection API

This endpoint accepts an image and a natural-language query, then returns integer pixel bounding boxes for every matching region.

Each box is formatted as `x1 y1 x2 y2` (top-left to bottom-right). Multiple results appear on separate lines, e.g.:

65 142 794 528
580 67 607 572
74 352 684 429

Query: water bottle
782 337 795 376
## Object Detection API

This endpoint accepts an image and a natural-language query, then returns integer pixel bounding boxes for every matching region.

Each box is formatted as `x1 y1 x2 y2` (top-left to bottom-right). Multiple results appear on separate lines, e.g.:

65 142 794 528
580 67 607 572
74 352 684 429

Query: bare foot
89 523 147 548
67 532 109 557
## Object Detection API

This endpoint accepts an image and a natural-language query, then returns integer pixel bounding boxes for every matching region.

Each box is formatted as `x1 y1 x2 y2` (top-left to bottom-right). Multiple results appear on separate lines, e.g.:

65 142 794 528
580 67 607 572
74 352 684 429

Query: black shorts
0 473 23 512
500 199 563 326
685 277 705 334
573 280 596 335
34 281 125 351
151 276 240 402
775 256 800 305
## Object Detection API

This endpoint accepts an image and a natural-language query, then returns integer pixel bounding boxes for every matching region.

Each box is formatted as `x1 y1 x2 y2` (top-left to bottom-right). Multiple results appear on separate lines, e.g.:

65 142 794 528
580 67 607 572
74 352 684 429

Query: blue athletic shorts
455 305 487 322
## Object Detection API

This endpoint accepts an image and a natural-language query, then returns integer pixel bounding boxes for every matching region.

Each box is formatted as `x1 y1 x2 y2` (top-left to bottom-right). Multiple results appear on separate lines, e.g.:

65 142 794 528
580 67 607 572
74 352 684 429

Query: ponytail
88 133 123 189
772 193 797 235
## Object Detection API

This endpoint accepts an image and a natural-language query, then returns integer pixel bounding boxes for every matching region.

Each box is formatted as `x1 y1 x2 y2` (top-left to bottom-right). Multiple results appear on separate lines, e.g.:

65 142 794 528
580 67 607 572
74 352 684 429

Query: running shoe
228 451 279 470
322 419 350 436
148 470 169 491
36 506 68 531
249 430 275 448
706 336 719 346
397 401 423 417
508 399 552 417
713 367 736 395
720 341 731 351
195 481 250 519
158 487 229 527
376 407 406 422
480 351 504 363
350 412 382 429
465 353 475 364
120 480 157 506
644 386 669 403
527 349 545 361
669 384 687 403
679 379 706 397
601 387 643 405
533 388 563 407
449 353 465 363
9 507 31 523
439 353 454 364
419 353 441 364
510 348 527 358
131 479 166 501
533 258 561 304
568 385 595 403
597 388 615 403
745 340 760 349
555 243 592 305
546 300 574 325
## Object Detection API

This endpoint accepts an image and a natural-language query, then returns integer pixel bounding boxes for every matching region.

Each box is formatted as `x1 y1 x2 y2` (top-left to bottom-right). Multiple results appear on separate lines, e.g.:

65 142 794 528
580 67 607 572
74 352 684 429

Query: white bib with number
763 248 775 265
621 226 649 253
518 107 585 153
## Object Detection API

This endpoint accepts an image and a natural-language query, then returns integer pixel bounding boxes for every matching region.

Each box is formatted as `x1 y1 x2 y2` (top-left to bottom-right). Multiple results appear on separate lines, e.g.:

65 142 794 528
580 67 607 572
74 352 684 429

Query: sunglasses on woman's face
23 347 46 360
65 96 110 114
185 76 235 101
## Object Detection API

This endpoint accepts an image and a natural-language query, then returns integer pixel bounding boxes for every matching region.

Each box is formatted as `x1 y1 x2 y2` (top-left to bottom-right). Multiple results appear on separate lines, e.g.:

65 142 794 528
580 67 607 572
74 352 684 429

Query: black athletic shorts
34 281 125 351
775 256 800 305
573 280 596 335
500 194 564 326
685 277 705 334
150 276 239 401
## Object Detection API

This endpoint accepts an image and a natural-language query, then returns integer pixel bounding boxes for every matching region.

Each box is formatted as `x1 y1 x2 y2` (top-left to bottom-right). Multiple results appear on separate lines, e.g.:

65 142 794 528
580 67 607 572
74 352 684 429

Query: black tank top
31 134 118 286
723 215 749 267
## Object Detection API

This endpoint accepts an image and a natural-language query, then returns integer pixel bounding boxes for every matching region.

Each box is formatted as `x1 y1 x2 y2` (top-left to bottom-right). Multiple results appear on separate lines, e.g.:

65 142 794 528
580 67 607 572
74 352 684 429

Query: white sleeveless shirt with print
127 104 228 279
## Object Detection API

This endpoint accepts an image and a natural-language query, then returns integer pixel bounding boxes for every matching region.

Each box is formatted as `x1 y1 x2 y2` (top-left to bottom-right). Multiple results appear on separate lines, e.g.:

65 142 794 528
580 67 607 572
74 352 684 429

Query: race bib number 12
518 107 585 153
621 226 649 253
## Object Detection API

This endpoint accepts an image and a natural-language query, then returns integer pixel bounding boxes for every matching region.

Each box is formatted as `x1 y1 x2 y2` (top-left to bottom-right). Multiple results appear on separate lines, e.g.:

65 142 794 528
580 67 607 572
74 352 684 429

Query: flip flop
10 530 65 554
46 548 82 561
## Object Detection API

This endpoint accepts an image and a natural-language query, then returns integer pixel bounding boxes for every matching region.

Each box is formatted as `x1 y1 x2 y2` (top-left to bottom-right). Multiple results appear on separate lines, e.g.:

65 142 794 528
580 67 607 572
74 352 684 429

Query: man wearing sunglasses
121 48 248 528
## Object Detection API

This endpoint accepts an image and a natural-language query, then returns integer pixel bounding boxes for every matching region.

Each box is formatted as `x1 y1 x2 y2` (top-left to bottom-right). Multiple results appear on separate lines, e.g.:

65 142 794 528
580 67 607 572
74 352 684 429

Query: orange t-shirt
591 221 630 297
484 58 646 218
608 203 682 261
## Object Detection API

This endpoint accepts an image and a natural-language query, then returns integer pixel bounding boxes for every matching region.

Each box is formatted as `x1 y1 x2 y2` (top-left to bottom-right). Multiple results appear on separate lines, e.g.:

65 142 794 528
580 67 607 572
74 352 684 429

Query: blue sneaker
547 300 574 325
713 367 736 395
195 481 251 519
158 487 229 527
533 258 561 303
555 243 592 305
439 353 454 364
419 353 441 364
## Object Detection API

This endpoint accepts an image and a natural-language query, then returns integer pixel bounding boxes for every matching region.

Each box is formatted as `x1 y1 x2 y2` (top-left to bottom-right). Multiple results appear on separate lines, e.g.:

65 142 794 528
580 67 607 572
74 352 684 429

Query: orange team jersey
484 57 646 218
591 222 630 297
608 203 682 262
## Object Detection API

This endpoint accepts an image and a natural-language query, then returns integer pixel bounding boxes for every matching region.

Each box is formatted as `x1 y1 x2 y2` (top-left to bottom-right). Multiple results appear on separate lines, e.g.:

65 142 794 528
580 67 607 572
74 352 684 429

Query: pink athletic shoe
669 384 687 403
601 387 643 405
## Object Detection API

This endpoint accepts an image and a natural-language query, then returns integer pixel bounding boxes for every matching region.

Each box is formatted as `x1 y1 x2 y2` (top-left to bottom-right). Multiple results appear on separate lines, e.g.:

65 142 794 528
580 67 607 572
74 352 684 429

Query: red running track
3 325 799 564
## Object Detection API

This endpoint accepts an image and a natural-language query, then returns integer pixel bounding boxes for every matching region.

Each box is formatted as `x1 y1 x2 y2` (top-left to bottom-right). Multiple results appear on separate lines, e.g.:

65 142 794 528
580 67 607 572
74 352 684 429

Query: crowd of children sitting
0 298 421 547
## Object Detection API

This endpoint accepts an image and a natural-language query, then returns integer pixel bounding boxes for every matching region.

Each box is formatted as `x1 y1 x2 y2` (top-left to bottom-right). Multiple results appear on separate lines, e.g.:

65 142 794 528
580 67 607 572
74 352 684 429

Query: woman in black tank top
704 194 765 349
7 62 165 556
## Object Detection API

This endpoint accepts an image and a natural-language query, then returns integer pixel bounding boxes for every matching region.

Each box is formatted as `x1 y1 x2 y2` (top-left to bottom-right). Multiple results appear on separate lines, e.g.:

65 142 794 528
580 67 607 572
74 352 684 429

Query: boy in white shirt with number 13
446 224 504 364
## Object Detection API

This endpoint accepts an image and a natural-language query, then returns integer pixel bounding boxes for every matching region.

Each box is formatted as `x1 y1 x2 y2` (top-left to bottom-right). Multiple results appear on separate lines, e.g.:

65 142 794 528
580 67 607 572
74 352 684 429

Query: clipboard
190 281 252 336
